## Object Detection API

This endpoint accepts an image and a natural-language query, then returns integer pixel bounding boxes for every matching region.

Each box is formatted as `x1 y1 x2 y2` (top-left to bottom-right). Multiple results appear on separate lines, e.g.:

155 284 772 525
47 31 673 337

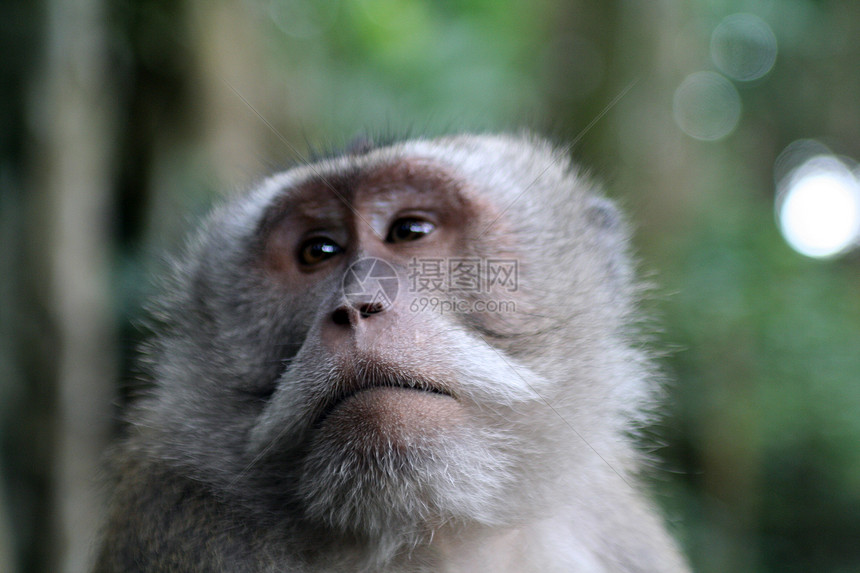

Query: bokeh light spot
711 13 778 82
777 155 860 258
673 71 741 141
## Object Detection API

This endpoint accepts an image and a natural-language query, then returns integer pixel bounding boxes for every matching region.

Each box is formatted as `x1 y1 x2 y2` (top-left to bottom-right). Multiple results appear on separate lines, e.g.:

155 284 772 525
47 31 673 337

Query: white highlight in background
673 71 741 141
711 13 777 82
777 155 860 258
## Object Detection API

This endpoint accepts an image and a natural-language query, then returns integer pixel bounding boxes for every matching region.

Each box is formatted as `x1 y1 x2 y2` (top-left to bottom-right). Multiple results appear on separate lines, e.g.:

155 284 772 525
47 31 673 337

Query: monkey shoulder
92 445 305 573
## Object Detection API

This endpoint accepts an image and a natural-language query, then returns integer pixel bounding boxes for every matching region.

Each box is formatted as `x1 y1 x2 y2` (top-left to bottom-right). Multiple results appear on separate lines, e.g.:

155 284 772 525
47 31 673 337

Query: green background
2 1 859 571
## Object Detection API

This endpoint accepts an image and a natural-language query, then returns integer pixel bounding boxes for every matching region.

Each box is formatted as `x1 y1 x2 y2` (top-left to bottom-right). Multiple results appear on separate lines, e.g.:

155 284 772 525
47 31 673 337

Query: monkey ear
582 195 635 297
583 195 624 233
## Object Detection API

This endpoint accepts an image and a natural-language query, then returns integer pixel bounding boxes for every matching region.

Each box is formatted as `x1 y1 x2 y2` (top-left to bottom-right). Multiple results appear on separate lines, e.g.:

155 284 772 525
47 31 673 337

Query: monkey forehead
204 133 592 255
258 160 473 236
252 134 576 213
399 134 585 207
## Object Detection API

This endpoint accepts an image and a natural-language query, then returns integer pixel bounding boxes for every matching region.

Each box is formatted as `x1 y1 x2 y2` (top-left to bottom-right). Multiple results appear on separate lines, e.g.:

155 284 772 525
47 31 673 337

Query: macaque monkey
94 134 688 572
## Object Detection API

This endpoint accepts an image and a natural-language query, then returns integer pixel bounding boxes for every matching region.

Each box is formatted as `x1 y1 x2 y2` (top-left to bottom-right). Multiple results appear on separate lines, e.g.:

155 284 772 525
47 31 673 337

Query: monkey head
133 134 655 549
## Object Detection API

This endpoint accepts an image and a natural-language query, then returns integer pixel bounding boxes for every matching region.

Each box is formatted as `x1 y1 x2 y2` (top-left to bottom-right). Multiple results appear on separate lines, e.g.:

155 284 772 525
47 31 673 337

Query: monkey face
243 156 555 535
144 135 648 540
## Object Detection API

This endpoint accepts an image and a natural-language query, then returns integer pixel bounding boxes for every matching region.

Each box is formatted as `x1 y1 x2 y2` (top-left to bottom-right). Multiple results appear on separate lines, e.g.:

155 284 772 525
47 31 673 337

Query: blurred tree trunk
0 467 11 572
30 0 117 570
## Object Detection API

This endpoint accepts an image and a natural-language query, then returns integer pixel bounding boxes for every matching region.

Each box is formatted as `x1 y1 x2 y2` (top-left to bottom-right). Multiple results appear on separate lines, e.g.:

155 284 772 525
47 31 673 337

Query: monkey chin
297 388 514 541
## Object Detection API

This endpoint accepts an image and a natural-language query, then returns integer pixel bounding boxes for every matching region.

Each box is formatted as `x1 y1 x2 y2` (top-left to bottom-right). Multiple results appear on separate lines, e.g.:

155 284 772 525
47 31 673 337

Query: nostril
331 300 387 325
331 307 352 326
358 301 386 317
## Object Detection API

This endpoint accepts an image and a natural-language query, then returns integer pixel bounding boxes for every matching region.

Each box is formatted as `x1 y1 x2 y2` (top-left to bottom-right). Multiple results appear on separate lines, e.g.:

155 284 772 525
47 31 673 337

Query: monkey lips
313 378 463 448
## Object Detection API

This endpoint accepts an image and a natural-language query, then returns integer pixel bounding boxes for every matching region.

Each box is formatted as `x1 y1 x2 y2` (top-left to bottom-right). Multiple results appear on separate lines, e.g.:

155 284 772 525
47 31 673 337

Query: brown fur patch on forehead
254 168 361 243
253 154 513 255
358 156 521 250
354 157 485 223
260 157 469 226
363 156 454 183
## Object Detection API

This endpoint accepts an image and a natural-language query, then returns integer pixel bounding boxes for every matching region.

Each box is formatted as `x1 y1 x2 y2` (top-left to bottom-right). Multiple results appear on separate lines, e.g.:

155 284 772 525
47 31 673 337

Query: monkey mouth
312 376 455 429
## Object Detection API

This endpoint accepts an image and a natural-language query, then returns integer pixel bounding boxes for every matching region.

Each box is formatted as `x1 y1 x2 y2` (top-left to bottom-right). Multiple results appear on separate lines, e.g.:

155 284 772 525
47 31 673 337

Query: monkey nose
330 305 356 327
329 301 385 328
356 300 386 317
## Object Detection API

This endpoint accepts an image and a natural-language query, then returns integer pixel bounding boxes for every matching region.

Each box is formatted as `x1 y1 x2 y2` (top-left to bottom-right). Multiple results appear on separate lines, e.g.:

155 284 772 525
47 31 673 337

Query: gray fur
94 133 688 572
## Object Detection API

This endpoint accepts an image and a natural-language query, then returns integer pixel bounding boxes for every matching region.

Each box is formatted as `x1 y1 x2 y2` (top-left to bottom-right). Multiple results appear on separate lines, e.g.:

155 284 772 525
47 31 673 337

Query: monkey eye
387 218 435 243
298 237 343 266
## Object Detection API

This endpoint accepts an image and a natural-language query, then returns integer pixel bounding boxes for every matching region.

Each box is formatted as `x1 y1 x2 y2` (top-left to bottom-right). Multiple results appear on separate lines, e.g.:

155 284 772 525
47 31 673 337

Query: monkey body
94 134 688 572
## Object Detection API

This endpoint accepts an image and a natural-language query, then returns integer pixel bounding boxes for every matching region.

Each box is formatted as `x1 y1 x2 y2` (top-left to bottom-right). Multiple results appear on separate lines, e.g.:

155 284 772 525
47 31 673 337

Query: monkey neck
327 517 576 572
425 523 540 571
